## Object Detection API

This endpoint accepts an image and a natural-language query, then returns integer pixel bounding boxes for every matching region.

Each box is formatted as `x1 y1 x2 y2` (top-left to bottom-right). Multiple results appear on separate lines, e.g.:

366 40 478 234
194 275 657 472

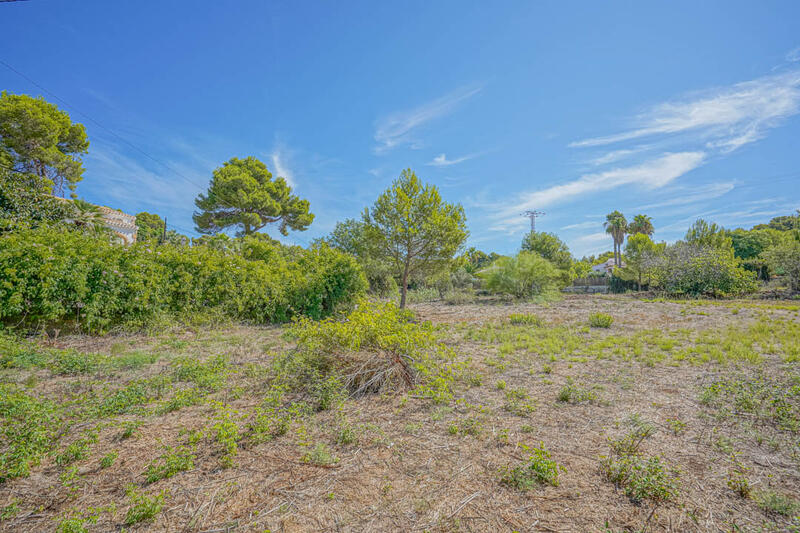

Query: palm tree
628 214 654 236
604 210 628 268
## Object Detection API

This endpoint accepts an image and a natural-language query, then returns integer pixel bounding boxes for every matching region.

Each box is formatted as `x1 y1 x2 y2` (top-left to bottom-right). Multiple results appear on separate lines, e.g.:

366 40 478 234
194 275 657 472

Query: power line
521 210 545 232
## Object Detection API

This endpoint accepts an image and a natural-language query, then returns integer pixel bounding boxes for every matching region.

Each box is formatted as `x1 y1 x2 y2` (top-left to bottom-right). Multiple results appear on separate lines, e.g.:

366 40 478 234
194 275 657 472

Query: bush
508 313 542 326
656 242 757 297
480 251 565 299
763 237 800 291
443 288 475 305
0 227 366 332
500 443 563 489
588 313 614 328
284 300 462 403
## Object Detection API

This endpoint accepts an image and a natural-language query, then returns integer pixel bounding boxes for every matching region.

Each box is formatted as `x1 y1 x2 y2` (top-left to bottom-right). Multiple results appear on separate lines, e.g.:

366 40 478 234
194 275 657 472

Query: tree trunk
399 260 410 309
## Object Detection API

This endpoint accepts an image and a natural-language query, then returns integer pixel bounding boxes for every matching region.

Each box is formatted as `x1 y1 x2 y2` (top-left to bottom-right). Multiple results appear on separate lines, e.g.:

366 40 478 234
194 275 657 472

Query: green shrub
508 313 542 326
480 251 566 299
588 313 614 328
754 490 799 516
0 384 62 482
556 379 596 404
657 242 757 297
406 287 439 304
600 454 679 503
144 445 195 483
443 288 475 305
500 443 563 489
285 300 463 403
124 485 166 525
0 227 366 333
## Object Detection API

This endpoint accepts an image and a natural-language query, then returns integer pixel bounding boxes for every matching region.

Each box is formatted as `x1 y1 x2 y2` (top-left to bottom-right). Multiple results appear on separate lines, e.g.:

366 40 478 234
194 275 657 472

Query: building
98 205 138 244
591 258 623 275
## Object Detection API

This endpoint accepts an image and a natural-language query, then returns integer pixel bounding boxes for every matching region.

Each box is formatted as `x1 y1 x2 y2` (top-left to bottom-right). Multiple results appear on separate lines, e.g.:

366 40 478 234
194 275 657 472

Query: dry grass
1 295 798 532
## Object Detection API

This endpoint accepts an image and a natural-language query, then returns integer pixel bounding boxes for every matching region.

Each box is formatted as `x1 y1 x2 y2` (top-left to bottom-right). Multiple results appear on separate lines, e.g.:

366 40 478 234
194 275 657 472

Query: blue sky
2 1 800 257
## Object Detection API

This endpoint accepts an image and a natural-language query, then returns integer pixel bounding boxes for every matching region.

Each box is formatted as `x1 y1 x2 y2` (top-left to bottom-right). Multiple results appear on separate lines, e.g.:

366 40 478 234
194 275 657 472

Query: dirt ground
1 295 799 532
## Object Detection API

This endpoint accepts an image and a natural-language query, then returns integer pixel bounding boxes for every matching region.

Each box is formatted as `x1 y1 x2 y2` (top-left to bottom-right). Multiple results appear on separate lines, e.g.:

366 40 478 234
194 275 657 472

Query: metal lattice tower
522 210 545 233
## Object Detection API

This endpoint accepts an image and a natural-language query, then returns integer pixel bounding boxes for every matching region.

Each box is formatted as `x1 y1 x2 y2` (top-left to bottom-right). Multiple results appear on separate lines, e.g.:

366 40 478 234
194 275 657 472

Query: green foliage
124 485 166 525
508 313 543 326
212 403 241 468
600 454 679 503
480 251 565 299
588 312 614 328
363 169 468 308
763 236 800 291
303 443 338 465
286 300 463 403
754 490 799 516
499 443 563 489
617 233 664 290
700 374 799 432
321 218 397 297
0 91 89 196
0 384 62 482
685 218 731 249
100 451 117 469
520 231 573 272
604 211 628 267
0 226 366 332
54 429 98 466
135 212 165 242
194 156 313 236
556 378 596 404
628 214 654 236
144 445 195 483
656 242 757 297
1 171 75 232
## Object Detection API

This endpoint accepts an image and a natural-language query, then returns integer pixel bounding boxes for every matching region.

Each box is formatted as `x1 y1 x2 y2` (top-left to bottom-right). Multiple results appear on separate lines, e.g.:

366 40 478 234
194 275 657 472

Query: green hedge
0 227 366 332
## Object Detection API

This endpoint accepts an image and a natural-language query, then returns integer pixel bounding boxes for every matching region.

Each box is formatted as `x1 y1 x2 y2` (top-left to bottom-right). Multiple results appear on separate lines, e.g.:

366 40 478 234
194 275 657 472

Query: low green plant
504 387 536 416
144 445 195 483
726 454 751 498
754 490 798 516
499 443 563 489
556 379 596 404
448 416 483 437
124 485 166 525
55 429 98 466
588 313 614 328
600 454 679 503
303 443 338 466
212 404 241 468
100 451 118 469
508 313 543 326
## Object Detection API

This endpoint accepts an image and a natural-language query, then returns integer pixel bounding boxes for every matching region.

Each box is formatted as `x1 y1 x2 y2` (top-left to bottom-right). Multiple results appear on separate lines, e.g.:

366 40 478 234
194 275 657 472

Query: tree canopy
604 210 627 267
194 156 314 236
0 91 89 197
363 169 467 307
520 231 573 271
628 214 654 236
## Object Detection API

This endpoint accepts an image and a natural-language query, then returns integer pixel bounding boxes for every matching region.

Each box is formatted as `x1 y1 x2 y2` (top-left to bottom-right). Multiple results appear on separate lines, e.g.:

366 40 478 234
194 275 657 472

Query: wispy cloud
270 147 295 187
589 147 646 165
570 70 800 153
787 47 800 63
427 152 480 167
575 232 611 244
561 221 598 230
374 84 482 153
636 181 735 210
489 152 705 232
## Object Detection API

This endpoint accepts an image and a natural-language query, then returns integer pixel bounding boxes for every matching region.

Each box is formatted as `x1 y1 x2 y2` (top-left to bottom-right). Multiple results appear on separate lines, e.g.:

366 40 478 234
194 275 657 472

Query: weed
726 454 751 498
665 418 686 435
556 379 596 404
303 443 338 466
508 313 543 326
500 443 563 489
100 451 118 469
589 313 614 328
448 416 483 437
124 485 166 525
212 403 241 468
504 387 536 416
55 429 98 466
754 490 798 516
119 420 142 440
144 445 195 483
495 379 506 390
600 454 679 503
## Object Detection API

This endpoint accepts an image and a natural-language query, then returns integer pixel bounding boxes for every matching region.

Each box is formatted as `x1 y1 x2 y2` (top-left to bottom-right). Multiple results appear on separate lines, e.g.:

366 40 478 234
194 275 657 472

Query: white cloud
589 148 646 165
575 232 611 244
787 47 800 63
374 84 482 152
489 152 706 232
561 221 598 230
270 148 295 187
636 181 735 210
427 152 479 167
570 70 800 153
